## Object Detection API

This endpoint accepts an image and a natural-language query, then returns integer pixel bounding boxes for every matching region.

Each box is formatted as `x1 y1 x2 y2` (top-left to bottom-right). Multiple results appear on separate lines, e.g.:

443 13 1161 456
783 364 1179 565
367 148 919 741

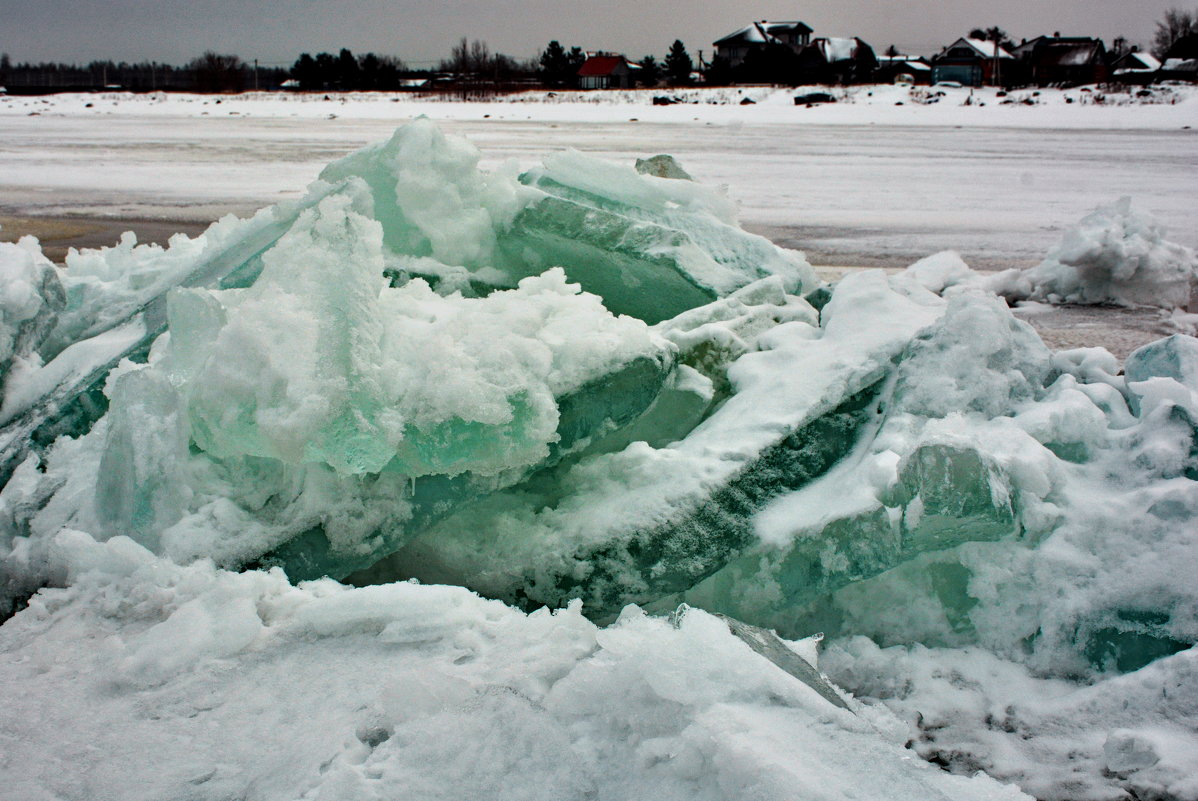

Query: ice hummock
0 119 818 585
907 198 1198 310
1 120 1197 801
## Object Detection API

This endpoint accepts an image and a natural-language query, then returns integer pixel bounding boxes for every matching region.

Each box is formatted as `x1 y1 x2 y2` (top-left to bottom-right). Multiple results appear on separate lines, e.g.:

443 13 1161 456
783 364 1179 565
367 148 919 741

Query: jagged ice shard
2 119 1198 801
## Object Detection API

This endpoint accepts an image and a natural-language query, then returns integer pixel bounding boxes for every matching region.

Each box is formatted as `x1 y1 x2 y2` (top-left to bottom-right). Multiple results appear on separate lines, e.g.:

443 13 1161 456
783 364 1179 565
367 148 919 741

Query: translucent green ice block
253 354 673 582
494 157 815 324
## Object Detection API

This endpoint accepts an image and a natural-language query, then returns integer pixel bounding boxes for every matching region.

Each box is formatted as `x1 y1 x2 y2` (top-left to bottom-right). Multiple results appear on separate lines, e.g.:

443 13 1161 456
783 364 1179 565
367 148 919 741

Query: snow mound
988 197 1198 308
0 531 1029 801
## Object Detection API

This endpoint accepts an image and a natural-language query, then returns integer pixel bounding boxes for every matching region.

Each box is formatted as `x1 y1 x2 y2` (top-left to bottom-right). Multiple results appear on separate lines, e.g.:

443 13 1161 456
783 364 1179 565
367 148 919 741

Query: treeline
1 38 694 96
539 39 695 88
0 52 287 93
289 49 409 90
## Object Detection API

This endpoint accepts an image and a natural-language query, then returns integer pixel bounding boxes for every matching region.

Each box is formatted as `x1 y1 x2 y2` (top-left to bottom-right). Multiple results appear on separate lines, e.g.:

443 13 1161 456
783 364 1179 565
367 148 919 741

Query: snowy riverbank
4 83 1197 129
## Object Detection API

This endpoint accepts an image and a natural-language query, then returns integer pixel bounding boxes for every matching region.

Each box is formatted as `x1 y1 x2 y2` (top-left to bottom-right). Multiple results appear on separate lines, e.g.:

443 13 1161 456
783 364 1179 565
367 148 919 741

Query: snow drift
908 197 1198 310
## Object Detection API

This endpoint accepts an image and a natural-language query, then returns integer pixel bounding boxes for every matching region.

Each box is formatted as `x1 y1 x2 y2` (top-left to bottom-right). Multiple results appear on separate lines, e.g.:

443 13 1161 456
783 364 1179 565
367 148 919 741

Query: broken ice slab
1081 608 1191 673
0 240 66 379
777 444 1017 604
258 351 673 582
368 272 947 618
316 117 524 271
0 185 343 487
77 196 679 580
713 612 850 711
496 150 818 324
317 118 816 323
1124 335 1198 391
650 441 1025 642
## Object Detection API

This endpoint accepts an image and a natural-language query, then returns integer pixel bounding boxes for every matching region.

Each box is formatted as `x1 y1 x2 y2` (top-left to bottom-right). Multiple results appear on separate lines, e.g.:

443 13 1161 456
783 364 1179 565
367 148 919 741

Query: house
1111 50 1161 84
714 21 812 68
794 37 878 84
1160 34 1198 82
875 54 933 84
577 53 638 90
931 37 1015 86
1009 36 1108 86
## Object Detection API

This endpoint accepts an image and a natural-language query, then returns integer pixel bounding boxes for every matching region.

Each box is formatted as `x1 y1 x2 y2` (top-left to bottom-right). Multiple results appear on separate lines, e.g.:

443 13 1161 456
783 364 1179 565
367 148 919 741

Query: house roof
577 55 629 77
1162 57 1198 73
1113 51 1161 72
715 21 812 47
943 37 1014 59
1013 37 1104 66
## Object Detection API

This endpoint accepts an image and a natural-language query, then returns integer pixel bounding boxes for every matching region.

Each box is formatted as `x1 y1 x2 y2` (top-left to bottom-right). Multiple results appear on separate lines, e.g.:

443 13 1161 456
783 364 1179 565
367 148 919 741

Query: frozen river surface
1 104 1194 269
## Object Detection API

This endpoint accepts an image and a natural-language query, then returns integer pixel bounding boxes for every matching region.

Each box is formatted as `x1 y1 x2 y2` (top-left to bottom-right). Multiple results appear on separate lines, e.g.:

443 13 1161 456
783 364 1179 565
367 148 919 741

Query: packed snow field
1 84 1196 269
1 100 1197 801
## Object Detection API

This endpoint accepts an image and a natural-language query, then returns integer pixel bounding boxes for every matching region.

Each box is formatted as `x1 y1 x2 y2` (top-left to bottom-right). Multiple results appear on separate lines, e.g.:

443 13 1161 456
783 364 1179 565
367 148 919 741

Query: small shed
577 54 638 90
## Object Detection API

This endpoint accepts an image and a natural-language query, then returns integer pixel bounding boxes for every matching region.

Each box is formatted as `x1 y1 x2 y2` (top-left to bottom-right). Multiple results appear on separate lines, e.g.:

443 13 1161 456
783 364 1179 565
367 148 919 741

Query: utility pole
254 59 259 91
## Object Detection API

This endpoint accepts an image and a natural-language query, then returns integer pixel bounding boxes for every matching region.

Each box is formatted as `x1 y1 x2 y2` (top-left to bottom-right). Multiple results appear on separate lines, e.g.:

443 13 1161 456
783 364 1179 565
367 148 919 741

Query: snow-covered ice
2 85 1195 269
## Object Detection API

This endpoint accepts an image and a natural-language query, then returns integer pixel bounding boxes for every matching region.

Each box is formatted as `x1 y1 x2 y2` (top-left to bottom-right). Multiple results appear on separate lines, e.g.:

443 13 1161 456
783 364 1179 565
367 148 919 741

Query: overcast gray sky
0 0 1183 67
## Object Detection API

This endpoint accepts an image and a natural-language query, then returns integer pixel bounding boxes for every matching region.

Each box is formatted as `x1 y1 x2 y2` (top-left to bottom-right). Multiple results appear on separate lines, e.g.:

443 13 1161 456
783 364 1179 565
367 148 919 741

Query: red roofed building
578 53 638 89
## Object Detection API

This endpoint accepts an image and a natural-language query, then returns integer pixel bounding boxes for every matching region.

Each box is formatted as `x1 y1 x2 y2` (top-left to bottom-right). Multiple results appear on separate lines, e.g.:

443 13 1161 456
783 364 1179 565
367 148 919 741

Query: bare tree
470 40 491 75
187 51 246 92
1152 8 1198 57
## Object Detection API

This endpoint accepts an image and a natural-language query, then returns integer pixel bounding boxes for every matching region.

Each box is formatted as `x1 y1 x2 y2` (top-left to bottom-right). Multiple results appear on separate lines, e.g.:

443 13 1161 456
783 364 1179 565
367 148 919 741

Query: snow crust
0 531 1028 801
7 84 1193 130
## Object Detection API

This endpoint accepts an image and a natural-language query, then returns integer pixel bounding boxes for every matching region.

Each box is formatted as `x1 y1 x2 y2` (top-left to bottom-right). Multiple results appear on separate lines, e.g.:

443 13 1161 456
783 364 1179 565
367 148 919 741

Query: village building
931 37 1015 86
1009 35 1108 86
1111 50 1162 84
713 21 812 68
1160 34 1198 82
794 37 878 84
576 53 639 90
874 54 933 85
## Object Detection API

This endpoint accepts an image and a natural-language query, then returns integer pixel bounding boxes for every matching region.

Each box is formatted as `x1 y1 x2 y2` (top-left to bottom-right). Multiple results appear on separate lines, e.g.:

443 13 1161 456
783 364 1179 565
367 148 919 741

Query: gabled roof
1012 36 1104 66
942 37 1014 59
1046 42 1103 66
577 55 630 77
715 21 812 47
1113 51 1161 72
1011 35 1099 55
1162 57 1198 72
